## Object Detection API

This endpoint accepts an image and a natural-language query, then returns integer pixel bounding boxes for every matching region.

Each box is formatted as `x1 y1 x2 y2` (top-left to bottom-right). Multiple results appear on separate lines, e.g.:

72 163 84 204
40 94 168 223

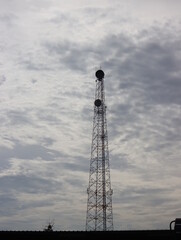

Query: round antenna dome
95 70 104 80
94 99 102 107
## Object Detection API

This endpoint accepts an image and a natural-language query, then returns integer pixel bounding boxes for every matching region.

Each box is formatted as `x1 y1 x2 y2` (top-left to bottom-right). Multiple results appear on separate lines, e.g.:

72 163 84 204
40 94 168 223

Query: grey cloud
31 79 38 84
42 137 55 147
48 12 76 25
99 29 181 160
114 186 174 209
105 33 181 107
44 25 181 108
0 0 51 14
7 110 32 125
44 41 96 73
0 141 61 162
35 108 61 125
0 75 6 85
65 178 85 189
111 153 135 171
0 13 18 26
62 156 89 173
0 175 59 194
20 59 52 71
81 106 93 122
109 103 139 127
0 193 20 217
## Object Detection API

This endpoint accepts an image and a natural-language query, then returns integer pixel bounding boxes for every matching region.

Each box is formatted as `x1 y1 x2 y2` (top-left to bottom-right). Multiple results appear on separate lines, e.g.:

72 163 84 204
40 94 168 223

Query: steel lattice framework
86 70 113 231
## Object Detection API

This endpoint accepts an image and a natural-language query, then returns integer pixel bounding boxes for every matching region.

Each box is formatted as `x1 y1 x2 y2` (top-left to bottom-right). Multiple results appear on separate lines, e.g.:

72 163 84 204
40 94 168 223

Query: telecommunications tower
86 70 113 231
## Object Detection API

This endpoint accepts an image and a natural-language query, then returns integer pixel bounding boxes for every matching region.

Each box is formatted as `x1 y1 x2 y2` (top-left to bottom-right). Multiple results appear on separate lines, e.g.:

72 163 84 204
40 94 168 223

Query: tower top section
95 69 105 80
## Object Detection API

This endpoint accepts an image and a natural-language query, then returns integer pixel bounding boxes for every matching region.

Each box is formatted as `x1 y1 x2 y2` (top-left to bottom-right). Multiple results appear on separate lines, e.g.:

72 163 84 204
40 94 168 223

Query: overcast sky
0 0 181 231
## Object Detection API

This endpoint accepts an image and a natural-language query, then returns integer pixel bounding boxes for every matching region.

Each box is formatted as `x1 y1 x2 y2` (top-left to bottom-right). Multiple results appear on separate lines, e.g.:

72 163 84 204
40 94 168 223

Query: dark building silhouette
0 229 179 240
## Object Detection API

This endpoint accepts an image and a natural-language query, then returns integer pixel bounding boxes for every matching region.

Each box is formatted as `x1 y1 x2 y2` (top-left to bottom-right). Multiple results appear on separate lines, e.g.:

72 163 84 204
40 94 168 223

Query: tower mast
86 70 113 231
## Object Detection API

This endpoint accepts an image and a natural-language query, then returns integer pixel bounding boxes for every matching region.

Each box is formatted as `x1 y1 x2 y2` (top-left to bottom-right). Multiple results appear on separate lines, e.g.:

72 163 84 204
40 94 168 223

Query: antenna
86 70 113 231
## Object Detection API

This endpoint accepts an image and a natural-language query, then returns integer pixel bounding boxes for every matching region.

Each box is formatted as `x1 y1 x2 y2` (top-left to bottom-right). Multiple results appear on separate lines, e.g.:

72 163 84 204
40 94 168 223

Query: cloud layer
0 0 181 231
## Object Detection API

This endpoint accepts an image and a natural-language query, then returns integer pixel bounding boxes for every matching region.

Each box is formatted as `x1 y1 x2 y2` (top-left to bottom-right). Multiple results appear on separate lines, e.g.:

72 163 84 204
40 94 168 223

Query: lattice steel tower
86 70 113 231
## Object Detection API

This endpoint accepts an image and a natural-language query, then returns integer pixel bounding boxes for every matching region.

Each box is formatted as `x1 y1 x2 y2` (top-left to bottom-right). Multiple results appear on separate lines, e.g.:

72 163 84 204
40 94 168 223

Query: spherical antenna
94 99 102 107
95 70 104 80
